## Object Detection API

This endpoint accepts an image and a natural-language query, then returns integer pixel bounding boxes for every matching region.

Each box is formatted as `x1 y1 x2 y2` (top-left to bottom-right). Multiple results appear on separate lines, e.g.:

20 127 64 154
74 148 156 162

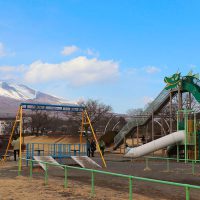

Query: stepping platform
71 156 101 169
33 156 63 171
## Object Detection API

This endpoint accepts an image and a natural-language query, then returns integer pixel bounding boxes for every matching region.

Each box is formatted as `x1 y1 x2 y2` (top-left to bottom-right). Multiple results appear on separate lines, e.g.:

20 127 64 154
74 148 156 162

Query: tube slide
124 131 185 158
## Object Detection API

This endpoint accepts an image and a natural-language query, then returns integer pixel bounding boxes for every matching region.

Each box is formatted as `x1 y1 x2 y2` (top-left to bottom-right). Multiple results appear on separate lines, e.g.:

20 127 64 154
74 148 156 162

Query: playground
1 72 200 199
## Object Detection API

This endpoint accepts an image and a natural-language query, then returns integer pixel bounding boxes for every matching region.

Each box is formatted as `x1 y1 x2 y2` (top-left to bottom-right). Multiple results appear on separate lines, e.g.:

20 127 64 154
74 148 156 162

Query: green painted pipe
91 171 95 197
45 163 48 185
64 166 68 188
30 160 33 178
129 177 133 200
21 158 200 200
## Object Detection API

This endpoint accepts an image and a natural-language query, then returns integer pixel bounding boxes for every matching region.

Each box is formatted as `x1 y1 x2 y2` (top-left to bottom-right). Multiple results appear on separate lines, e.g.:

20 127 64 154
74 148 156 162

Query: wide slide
124 131 185 158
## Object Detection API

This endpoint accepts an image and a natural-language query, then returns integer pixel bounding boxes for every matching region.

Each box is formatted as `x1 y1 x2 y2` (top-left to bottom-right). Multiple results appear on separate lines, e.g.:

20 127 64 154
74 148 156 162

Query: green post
192 161 195 175
185 186 190 200
45 163 48 185
30 160 33 178
18 159 21 176
166 159 170 172
64 166 68 188
91 171 95 197
129 177 133 200
184 110 188 163
194 113 197 163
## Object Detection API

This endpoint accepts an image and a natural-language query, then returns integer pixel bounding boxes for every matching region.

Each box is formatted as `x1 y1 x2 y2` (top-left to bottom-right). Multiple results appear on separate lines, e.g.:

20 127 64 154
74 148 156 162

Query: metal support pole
80 111 84 150
29 160 33 178
188 92 192 109
137 124 139 146
169 92 173 133
185 186 190 200
18 106 23 175
185 111 188 163
194 113 197 163
152 113 154 141
145 124 148 144
166 159 170 172
129 177 133 200
3 108 20 161
84 110 107 168
144 157 151 171
178 86 182 110
64 166 68 188
45 163 48 185
91 171 95 197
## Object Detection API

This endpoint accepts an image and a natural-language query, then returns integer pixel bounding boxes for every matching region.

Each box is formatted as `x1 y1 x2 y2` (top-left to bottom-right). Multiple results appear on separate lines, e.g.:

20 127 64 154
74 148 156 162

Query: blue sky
0 0 199 113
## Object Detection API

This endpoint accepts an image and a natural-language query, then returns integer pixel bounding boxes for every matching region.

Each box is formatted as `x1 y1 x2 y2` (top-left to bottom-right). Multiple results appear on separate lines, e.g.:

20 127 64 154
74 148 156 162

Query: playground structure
125 109 198 163
2 72 200 200
2 102 107 170
115 71 200 163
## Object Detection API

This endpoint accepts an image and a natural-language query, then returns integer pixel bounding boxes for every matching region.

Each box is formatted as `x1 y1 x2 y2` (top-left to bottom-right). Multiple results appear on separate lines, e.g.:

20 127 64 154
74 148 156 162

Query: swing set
2 102 107 172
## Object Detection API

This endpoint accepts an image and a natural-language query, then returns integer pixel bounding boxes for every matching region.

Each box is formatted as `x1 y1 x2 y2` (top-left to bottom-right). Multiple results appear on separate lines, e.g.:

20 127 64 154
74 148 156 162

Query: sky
0 0 199 113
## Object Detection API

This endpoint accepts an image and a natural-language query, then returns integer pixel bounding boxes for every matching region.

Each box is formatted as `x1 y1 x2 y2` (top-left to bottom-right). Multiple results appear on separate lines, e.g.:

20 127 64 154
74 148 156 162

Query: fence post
144 157 151 171
166 159 170 172
18 159 21 176
192 161 195 175
45 163 48 185
185 186 190 200
129 177 133 200
64 166 68 188
91 171 95 197
30 160 33 178
26 144 29 166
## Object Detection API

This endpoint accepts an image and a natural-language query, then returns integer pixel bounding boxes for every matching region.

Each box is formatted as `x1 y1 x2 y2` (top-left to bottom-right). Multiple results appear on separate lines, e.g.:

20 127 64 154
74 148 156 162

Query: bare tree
64 99 113 135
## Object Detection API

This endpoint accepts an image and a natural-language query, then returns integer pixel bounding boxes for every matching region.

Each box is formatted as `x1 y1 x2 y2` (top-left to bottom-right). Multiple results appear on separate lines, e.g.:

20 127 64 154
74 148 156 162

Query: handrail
144 156 200 163
20 158 200 200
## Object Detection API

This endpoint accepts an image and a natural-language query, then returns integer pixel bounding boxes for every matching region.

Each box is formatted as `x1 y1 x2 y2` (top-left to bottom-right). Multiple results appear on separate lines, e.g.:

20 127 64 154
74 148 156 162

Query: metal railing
26 142 87 159
142 156 200 175
19 158 200 200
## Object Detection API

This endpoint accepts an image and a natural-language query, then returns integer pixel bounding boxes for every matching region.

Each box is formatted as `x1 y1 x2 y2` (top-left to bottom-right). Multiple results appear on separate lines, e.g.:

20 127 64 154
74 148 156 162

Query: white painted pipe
124 130 185 158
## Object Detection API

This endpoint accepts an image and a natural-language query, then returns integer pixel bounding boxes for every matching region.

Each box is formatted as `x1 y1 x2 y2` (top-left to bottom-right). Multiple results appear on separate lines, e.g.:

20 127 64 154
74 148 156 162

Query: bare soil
1 136 200 199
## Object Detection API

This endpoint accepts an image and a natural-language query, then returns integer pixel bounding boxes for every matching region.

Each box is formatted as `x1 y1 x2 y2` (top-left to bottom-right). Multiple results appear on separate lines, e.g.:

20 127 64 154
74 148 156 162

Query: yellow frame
3 106 107 171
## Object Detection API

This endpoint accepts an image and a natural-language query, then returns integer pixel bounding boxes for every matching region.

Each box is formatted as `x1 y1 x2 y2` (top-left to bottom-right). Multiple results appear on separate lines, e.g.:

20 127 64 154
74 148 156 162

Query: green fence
19 158 200 200
142 156 200 175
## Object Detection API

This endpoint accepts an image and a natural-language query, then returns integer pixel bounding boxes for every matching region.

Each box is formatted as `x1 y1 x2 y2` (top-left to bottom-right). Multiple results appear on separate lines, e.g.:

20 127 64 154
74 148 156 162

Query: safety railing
20 158 200 200
142 156 200 175
26 143 87 160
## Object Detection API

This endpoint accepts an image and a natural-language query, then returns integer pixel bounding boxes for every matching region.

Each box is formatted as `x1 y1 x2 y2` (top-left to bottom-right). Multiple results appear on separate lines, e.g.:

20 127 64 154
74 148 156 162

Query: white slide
125 130 185 158
34 156 63 171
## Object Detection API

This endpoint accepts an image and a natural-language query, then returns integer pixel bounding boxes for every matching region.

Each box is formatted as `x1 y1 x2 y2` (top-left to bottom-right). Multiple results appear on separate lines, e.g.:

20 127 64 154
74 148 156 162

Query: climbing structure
114 71 200 150
125 109 198 163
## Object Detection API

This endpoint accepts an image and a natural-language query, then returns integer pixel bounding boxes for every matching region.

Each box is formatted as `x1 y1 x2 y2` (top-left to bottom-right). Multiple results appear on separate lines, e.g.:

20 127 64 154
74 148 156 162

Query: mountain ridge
0 81 77 114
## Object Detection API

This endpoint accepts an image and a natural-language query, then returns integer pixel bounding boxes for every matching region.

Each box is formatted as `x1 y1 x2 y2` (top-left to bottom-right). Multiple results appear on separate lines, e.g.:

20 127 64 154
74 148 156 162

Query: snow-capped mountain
0 81 77 114
0 82 36 100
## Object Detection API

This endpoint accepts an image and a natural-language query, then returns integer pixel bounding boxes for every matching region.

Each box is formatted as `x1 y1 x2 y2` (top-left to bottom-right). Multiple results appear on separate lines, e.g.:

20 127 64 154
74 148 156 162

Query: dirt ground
0 162 155 200
1 136 200 199
1 154 200 200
